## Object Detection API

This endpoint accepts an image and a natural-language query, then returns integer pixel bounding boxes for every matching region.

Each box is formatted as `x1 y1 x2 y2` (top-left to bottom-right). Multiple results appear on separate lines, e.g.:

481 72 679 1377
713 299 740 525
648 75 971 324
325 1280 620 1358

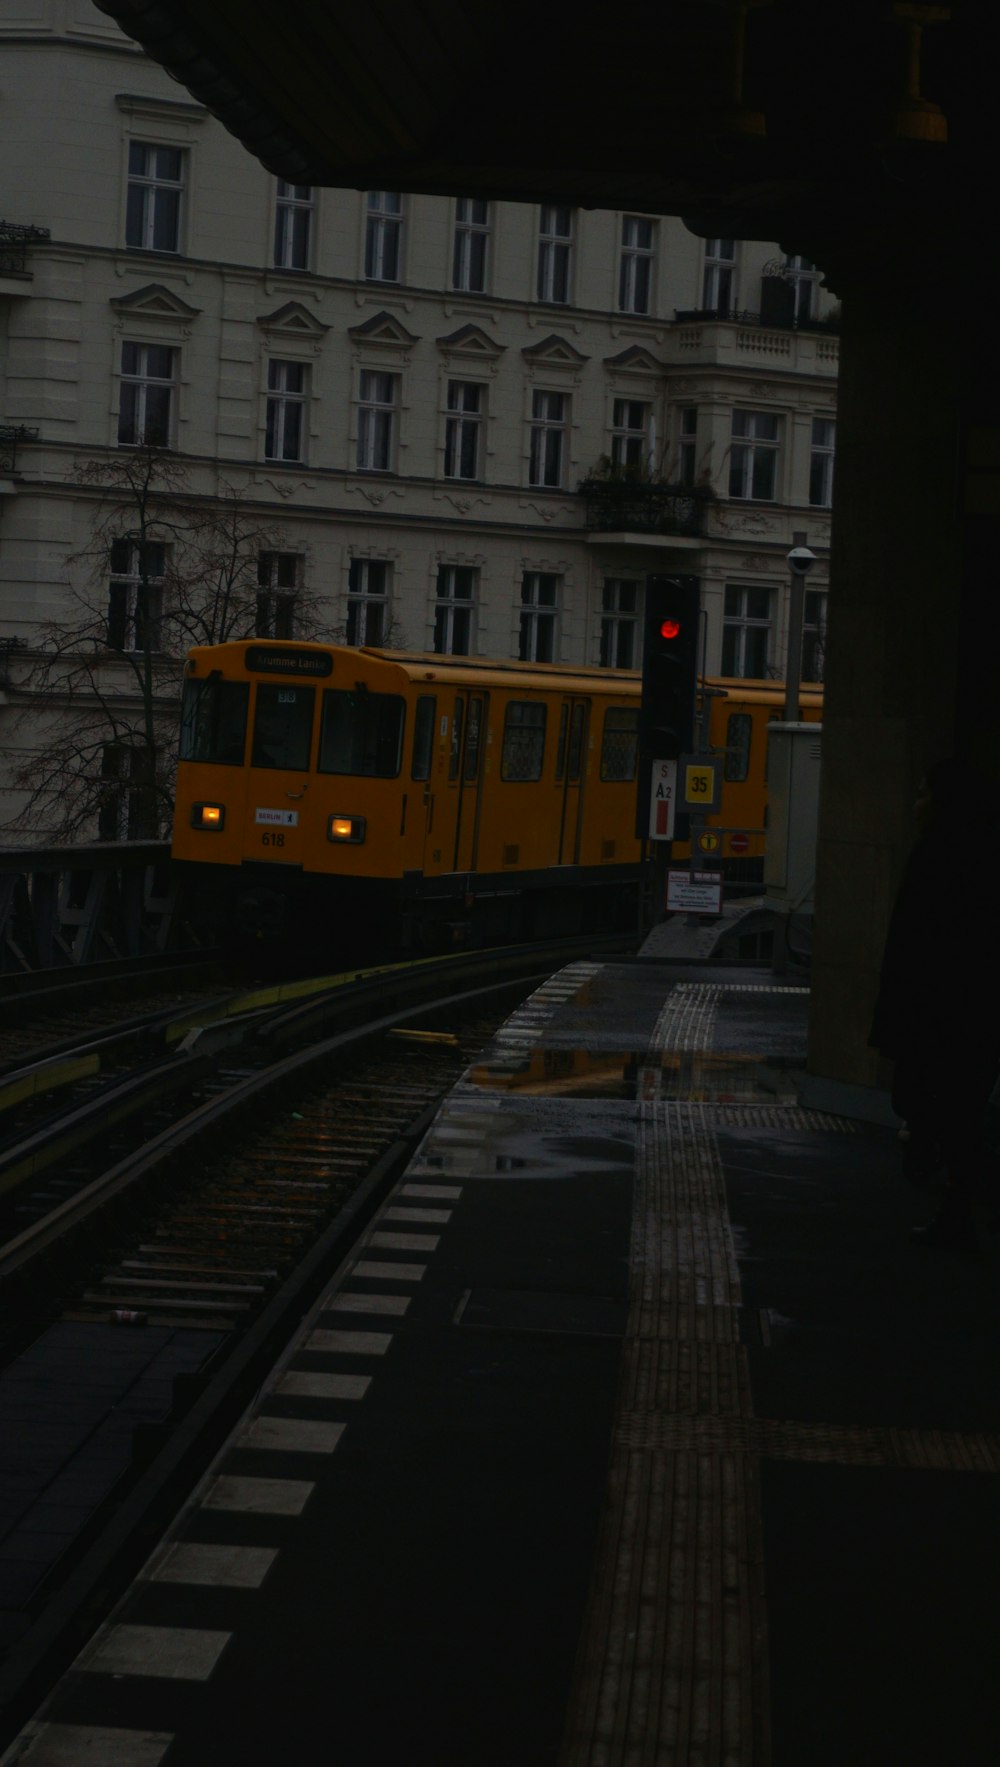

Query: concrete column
808 235 993 1085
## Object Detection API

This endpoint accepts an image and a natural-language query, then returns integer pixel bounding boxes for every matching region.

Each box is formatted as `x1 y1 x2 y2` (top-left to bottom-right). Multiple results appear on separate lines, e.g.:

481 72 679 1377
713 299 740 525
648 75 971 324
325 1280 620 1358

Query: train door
555 697 589 864
452 692 486 872
242 679 316 866
420 693 462 878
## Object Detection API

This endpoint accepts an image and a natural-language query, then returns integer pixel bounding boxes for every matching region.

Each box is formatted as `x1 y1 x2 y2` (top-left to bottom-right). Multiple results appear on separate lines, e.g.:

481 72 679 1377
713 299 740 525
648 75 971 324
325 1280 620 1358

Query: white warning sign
649 759 677 841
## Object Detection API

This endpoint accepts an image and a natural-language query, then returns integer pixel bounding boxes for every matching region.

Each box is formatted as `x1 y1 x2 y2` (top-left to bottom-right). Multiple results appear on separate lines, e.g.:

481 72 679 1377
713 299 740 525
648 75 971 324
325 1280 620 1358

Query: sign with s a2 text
649 759 677 840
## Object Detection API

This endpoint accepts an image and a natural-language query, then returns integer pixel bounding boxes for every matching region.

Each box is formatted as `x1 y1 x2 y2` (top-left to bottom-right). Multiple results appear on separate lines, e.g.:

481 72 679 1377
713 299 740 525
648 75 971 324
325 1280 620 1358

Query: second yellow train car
172 639 821 956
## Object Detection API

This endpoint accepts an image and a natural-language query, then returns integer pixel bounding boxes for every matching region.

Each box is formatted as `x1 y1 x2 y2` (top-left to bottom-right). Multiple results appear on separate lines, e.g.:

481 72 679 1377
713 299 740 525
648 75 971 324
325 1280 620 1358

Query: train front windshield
180 678 249 765
319 689 404 777
251 684 315 770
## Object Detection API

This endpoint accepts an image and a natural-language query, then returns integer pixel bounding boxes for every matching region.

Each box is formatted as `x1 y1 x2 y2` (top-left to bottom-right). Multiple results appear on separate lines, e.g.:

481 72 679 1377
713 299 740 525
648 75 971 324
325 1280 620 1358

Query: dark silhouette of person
869 759 1000 1245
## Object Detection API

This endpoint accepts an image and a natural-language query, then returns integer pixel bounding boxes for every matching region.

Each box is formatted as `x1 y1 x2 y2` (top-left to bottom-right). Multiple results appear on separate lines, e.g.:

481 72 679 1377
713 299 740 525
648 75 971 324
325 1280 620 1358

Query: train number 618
261 831 286 848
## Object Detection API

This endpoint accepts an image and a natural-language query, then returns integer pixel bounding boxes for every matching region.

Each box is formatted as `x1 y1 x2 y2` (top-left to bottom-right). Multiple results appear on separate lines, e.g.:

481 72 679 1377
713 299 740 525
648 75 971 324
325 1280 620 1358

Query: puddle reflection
468 1047 804 1104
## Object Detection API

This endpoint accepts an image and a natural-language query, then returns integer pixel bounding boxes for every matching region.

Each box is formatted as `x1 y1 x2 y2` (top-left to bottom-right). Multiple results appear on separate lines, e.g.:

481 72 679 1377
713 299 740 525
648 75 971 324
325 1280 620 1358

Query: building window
118 342 175 447
619 215 655 315
347 558 390 645
785 254 819 321
365 191 403 282
809 417 835 507
108 538 165 652
265 359 308 462
274 181 313 270
519 571 559 662
528 389 567 488
802 589 828 682
722 585 773 678
729 409 779 500
703 238 736 312
435 565 477 655
256 552 300 639
610 399 650 473
125 142 183 252
444 381 483 480
600 579 640 668
453 198 489 293
357 370 398 471
677 407 698 487
537 205 572 304
99 742 156 841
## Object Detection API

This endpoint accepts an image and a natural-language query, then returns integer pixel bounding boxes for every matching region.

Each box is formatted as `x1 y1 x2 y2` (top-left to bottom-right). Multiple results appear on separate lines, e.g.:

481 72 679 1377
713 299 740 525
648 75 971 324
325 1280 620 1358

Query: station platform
5 916 1000 1767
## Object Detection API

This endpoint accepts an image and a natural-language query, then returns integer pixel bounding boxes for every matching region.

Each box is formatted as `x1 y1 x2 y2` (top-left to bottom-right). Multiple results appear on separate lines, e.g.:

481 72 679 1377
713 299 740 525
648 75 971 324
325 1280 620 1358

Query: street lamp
784 540 816 722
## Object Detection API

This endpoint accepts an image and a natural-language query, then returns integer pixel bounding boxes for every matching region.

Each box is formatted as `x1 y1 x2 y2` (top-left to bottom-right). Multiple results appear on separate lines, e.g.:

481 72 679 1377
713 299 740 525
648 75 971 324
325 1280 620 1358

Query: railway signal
639 575 701 761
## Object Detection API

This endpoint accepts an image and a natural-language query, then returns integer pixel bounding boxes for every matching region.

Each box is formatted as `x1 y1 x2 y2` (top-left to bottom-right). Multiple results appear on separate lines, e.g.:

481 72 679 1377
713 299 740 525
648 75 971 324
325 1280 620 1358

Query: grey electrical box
764 722 823 912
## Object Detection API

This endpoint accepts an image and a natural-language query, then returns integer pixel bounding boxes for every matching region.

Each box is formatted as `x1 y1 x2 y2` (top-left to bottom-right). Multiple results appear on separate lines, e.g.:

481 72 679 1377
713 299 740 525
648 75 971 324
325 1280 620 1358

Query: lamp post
784 534 816 722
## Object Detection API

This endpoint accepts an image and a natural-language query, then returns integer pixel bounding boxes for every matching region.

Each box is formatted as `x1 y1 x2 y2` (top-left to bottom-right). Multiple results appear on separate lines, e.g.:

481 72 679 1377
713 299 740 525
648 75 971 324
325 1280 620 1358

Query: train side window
449 697 464 781
318 689 404 777
411 695 436 781
464 695 483 782
501 701 546 781
180 678 249 765
600 707 639 781
568 703 586 782
251 683 315 770
555 704 569 782
724 712 752 782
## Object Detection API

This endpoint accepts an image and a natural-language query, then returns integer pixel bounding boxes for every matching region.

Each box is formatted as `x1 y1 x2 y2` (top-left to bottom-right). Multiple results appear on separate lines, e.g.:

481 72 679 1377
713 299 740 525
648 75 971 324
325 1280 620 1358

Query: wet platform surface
0 1328 223 1651
4 947 1000 1765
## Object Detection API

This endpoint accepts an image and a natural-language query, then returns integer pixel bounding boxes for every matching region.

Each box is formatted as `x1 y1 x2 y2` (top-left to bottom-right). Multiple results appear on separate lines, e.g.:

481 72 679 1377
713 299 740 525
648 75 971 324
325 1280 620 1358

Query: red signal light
659 618 682 640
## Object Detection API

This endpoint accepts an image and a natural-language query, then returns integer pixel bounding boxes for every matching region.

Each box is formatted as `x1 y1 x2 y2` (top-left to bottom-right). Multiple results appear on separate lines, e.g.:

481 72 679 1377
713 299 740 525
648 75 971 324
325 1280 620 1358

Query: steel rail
0 950 224 1025
0 932 636 1222
0 969 549 1282
0 965 554 1745
0 1049 214 1200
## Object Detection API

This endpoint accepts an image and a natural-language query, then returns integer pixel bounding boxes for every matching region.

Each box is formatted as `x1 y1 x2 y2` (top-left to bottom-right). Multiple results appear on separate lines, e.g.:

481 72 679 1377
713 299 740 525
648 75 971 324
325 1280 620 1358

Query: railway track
0 950 228 1067
67 1018 497 1331
0 933 634 1748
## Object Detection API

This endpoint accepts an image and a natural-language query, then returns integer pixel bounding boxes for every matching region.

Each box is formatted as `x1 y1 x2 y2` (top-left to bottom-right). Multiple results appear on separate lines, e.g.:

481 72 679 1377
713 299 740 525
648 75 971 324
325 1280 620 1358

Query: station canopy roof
93 0 982 252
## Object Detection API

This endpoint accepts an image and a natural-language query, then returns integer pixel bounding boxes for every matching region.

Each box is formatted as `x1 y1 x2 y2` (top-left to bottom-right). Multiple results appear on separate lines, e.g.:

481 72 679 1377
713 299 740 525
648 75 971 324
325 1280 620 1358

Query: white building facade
0 1 837 838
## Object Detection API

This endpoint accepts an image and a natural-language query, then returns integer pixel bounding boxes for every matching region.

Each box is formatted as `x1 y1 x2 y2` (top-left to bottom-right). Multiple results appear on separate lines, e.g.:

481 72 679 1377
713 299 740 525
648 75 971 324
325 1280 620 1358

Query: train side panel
171 643 823 951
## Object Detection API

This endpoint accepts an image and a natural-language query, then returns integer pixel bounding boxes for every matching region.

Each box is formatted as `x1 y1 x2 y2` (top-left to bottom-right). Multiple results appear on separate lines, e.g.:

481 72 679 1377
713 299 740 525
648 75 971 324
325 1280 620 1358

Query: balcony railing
0 220 50 274
673 305 839 334
0 425 39 474
580 479 709 537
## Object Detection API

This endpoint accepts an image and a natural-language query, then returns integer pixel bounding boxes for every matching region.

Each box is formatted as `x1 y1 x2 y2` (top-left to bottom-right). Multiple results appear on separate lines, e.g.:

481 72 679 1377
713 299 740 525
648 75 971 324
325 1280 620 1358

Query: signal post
637 574 705 923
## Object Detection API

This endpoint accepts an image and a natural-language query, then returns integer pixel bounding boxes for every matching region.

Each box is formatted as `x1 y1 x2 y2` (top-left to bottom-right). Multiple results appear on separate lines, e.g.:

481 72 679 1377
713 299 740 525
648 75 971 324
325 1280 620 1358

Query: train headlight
191 802 225 830
327 814 366 844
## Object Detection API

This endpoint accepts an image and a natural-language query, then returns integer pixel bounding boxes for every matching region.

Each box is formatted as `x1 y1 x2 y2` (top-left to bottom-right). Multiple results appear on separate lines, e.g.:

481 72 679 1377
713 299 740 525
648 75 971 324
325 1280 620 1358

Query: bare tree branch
2 448 322 841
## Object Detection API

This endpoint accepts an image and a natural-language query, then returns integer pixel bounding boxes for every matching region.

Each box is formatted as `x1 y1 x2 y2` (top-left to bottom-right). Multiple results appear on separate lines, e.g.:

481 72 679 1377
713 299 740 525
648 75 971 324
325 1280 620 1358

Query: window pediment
115 92 208 124
436 323 505 361
603 344 666 375
521 333 589 368
348 310 420 347
109 283 201 323
256 301 330 339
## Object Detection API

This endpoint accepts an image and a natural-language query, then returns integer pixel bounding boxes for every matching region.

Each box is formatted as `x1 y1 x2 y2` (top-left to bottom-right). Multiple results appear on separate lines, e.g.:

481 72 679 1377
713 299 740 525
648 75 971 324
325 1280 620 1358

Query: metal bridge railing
0 842 179 973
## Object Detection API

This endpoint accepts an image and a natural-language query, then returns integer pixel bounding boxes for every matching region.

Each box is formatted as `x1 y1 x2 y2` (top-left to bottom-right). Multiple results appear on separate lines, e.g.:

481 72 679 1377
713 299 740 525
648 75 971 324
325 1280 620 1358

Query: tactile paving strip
704 1104 857 1132
616 1413 1000 1472
559 1096 770 1767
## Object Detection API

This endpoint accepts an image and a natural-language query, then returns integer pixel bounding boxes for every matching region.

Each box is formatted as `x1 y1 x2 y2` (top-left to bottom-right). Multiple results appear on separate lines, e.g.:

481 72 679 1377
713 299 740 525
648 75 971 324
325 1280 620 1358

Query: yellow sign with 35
684 763 717 804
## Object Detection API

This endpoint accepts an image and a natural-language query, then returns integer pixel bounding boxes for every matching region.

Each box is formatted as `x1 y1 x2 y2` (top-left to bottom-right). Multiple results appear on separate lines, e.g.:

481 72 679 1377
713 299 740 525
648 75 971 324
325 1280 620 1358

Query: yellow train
171 639 821 956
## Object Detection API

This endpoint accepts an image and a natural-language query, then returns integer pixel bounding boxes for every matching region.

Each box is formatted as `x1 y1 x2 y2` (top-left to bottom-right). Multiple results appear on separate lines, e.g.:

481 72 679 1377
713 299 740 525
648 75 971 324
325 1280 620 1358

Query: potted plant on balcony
578 456 711 536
